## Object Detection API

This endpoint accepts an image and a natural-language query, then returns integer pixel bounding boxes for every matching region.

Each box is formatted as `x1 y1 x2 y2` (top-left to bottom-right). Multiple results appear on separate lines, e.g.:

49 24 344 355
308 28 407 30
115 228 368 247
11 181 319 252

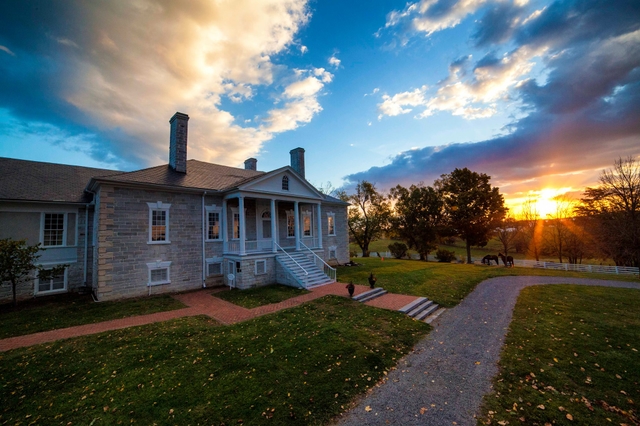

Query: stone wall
95 186 205 301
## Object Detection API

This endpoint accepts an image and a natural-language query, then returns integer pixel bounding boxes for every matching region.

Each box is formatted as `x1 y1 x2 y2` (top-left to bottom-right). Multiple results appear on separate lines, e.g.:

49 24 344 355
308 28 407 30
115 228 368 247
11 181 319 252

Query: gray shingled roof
0 157 121 203
94 160 265 191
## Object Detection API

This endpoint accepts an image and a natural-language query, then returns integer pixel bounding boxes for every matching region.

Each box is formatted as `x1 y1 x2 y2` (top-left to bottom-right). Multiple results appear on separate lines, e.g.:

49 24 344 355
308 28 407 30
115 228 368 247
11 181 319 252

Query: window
286 210 295 238
147 202 171 244
206 205 221 241
255 259 267 275
261 211 271 239
327 212 336 236
328 245 337 260
147 260 171 285
207 261 222 276
302 210 312 236
236 261 242 273
37 266 67 293
43 213 65 246
282 175 289 191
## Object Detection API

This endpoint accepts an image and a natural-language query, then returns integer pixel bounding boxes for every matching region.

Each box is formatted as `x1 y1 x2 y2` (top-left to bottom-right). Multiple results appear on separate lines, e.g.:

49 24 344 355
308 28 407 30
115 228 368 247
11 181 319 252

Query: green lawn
478 285 640 425
216 284 309 308
337 257 638 308
0 296 429 425
0 293 186 339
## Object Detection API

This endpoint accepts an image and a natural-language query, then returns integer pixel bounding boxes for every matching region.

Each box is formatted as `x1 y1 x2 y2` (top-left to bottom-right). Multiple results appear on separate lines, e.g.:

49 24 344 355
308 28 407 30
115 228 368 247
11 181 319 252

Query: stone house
0 112 349 302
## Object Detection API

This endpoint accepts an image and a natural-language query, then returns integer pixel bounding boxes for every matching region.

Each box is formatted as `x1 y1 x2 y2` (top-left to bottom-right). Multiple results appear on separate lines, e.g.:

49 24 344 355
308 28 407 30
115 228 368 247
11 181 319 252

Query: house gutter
202 191 207 288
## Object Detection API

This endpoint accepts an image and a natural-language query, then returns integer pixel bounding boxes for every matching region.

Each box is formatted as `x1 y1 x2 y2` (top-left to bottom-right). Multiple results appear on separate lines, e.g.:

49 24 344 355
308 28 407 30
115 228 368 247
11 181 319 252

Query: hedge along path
334 276 640 426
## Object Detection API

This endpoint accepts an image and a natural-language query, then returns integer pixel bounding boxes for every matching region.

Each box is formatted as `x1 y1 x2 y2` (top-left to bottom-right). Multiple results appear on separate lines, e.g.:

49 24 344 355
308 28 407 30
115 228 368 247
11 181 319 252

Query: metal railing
299 240 336 283
274 241 308 288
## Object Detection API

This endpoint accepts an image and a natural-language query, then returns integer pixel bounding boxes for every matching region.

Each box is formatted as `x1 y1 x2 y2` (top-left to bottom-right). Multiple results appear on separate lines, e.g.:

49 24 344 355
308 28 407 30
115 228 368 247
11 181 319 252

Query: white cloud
379 45 545 120
329 55 341 67
0 45 15 56
377 87 427 119
300 45 308 54
47 0 318 167
386 0 492 36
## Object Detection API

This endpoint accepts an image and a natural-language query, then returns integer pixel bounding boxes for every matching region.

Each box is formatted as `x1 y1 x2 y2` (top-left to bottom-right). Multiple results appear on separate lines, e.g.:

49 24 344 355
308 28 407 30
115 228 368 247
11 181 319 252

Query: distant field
350 238 615 265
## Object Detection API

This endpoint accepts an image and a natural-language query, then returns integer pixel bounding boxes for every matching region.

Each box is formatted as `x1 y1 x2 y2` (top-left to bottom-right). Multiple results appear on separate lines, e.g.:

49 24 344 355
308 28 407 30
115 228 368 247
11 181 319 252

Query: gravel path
335 276 640 426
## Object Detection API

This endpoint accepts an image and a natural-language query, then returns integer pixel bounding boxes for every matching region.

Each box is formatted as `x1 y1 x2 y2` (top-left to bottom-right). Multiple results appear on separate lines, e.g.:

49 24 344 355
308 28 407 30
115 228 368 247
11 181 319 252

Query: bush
435 249 457 263
388 242 408 259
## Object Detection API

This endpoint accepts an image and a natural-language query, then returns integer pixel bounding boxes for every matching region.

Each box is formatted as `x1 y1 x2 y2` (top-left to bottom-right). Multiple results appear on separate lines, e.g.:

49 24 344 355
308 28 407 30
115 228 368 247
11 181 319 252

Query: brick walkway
0 283 419 352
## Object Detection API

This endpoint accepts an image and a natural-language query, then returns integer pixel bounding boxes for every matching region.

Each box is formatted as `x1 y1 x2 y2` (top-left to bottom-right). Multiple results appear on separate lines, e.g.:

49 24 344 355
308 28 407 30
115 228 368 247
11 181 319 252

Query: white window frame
282 175 289 191
146 260 172 286
328 245 337 260
302 210 312 237
205 205 222 241
206 257 223 276
327 212 336 236
41 212 67 247
35 265 68 295
147 202 171 244
255 259 267 275
286 210 295 238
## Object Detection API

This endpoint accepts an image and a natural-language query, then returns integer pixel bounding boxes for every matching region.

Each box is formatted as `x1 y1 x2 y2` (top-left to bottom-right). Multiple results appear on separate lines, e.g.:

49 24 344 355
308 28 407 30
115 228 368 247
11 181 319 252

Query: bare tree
518 197 542 261
579 157 640 268
543 196 576 263
496 215 521 256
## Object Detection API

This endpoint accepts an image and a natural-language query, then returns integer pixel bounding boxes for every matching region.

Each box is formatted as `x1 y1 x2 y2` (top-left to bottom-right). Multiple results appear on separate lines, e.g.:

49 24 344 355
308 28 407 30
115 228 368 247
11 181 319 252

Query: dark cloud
472 2 523 47
346 0 640 194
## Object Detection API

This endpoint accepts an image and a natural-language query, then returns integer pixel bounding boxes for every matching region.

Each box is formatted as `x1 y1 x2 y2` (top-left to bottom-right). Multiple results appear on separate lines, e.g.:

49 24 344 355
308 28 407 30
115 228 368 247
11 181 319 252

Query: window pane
208 212 219 240
287 215 295 237
282 176 289 190
328 216 335 235
208 262 222 275
44 213 64 246
150 268 168 282
303 215 311 236
151 210 166 241
52 274 65 290
233 213 240 239
262 220 271 238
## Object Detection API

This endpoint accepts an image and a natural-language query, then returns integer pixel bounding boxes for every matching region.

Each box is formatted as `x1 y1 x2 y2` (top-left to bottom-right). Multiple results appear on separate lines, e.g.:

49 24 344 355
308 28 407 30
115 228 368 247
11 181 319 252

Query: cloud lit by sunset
0 0 639 202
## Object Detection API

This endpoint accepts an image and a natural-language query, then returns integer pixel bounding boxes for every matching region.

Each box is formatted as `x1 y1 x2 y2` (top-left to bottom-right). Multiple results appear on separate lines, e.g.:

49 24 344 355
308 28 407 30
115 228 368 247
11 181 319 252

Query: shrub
388 242 408 259
435 248 456 263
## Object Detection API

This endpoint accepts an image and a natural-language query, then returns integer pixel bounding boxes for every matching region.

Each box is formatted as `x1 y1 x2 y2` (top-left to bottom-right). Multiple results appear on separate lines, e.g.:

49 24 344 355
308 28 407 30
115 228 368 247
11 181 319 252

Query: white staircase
276 251 334 288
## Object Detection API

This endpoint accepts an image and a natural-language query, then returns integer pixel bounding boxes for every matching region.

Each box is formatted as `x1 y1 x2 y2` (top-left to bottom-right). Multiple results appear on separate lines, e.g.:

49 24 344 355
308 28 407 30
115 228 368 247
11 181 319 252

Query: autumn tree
578 157 640 268
339 181 391 257
389 183 444 260
435 168 507 263
0 238 66 306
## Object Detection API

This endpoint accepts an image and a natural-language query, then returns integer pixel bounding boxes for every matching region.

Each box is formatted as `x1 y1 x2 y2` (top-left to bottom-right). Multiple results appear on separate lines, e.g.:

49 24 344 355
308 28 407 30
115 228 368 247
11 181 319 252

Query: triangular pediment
237 166 323 200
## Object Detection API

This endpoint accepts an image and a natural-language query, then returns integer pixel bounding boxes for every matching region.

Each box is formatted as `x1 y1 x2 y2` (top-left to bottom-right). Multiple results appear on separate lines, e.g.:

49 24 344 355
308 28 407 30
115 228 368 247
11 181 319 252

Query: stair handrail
298 240 336 282
274 241 308 287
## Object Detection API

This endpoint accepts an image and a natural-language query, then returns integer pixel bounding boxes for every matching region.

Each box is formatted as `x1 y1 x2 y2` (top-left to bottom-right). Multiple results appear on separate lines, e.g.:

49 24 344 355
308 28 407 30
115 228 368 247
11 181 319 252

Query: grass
216 284 309 308
0 296 430 425
478 285 640 425
0 293 186 339
337 257 638 308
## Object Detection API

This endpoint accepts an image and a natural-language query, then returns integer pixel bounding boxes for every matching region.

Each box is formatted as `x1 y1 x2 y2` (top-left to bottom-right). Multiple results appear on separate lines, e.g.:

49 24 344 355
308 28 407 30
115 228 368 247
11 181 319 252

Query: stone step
353 287 387 303
414 303 440 321
399 297 428 314
407 300 435 318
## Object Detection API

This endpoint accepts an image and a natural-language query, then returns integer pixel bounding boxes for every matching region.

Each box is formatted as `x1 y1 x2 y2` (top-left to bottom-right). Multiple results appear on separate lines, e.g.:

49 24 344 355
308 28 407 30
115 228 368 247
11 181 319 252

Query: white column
316 203 322 249
294 201 300 251
239 196 246 255
271 198 277 253
222 199 228 253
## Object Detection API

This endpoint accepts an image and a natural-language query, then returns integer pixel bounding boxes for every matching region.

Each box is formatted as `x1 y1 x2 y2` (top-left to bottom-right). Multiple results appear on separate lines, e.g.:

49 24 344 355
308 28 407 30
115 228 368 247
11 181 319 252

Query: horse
498 253 514 267
481 255 499 265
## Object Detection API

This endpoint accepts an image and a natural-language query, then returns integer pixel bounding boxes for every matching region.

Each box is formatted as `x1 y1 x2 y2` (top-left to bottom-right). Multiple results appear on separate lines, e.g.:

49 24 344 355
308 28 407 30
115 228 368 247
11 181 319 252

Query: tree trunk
362 245 370 257
12 278 17 307
466 241 472 264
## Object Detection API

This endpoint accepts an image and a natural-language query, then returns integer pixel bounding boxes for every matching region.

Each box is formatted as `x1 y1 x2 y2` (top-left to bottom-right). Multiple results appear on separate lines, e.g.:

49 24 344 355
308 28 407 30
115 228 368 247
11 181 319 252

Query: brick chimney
289 147 305 179
244 158 257 171
169 112 189 173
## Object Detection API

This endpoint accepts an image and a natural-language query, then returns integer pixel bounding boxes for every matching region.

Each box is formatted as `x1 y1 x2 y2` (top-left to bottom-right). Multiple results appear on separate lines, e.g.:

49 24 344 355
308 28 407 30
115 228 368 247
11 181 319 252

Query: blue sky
1 0 639 215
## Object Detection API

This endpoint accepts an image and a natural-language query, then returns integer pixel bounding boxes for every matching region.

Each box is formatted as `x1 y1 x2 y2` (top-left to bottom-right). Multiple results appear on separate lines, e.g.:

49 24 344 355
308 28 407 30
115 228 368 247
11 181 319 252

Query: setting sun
506 187 576 219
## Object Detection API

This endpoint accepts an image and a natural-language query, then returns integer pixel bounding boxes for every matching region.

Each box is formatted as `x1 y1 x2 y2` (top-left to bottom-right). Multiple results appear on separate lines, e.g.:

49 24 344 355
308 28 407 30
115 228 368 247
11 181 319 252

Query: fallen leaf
616 374 622 379
537 405 545 410
475 361 481 365
420 407 427 414
566 413 573 420
558 406 565 412
365 406 372 412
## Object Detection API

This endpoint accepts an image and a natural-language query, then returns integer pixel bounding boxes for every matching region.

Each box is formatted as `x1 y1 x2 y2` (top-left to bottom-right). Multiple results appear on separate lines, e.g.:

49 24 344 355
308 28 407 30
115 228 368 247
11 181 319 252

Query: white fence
359 251 639 275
